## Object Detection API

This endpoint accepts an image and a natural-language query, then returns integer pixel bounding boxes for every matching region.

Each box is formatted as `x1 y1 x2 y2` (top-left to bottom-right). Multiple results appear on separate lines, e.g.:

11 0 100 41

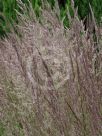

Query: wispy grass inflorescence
0 1 102 136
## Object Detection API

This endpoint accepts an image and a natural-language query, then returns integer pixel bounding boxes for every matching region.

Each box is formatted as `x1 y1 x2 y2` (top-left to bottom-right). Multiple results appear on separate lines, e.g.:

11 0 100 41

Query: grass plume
0 2 102 136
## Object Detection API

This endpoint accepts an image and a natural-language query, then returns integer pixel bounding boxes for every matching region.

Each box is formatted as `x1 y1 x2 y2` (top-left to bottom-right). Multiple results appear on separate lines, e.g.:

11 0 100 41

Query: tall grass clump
0 1 102 136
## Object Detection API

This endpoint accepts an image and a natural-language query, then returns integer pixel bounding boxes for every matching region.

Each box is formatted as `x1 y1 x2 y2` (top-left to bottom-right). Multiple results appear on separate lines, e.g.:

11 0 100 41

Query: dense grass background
0 0 102 37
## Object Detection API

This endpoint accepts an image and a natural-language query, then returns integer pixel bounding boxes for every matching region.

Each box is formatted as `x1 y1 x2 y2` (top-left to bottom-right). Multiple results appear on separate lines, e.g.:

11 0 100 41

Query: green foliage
60 0 74 27
0 0 18 37
74 0 91 19
74 0 102 23
60 0 102 27
92 0 102 23
0 122 5 136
